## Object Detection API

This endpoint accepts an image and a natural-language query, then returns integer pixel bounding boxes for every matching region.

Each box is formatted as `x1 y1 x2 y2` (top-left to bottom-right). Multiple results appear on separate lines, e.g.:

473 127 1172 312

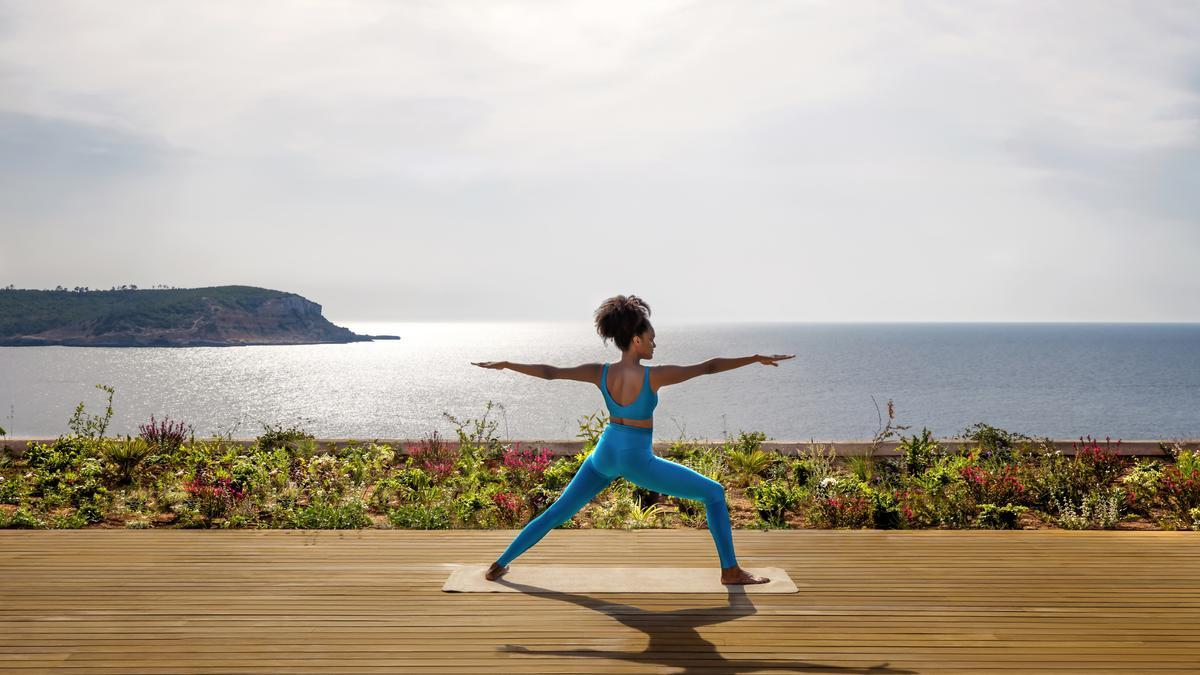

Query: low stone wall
2 436 1192 459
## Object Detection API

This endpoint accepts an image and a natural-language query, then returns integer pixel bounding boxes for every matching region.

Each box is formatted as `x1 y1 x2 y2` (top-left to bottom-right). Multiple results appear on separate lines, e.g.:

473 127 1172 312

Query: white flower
820 477 837 488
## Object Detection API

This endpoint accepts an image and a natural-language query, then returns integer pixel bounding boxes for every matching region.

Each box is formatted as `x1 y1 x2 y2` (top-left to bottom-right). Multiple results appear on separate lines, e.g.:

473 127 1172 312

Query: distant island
0 285 400 347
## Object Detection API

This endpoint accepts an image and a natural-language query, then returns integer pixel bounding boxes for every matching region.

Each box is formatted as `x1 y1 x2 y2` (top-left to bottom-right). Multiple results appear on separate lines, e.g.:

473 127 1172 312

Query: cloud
0 1 1197 320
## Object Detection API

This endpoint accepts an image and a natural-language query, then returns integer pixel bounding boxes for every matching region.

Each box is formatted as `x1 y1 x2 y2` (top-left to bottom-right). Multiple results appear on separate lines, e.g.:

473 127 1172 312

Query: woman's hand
755 354 795 367
471 361 507 370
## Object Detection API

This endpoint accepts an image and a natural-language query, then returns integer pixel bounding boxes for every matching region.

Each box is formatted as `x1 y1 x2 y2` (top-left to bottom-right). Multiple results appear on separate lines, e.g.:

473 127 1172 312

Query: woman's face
633 325 656 359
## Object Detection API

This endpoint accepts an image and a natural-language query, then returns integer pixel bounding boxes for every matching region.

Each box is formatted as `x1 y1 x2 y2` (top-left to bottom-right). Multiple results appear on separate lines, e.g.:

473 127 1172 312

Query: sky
0 0 1197 323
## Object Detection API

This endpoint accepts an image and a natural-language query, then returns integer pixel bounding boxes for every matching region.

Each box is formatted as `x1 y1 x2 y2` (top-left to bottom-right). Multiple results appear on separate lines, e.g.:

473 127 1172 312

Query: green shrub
1055 487 1123 530
388 503 452 529
0 473 26 504
290 497 370 529
746 481 801 528
809 478 871 528
866 487 905 529
897 427 941 476
4 506 45 528
727 448 773 486
255 421 315 454
977 503 1026 529
1025 450 1094 513
795 444 837 489
591 486 636 529
51 511 90 529
541 454 586 492
961 422 1032 461
67 384 115 439
104 438 154 486
627 502 667 529
1120 459 1161 515
454 491 492 528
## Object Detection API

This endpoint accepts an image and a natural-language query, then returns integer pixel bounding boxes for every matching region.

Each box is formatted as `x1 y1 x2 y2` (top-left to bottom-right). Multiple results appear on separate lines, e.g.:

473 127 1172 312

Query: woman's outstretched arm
471 361 602 383
656 354 794 388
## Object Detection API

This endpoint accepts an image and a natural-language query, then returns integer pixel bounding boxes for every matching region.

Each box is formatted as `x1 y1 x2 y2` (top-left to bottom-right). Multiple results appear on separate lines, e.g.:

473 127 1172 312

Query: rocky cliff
0 286 398 347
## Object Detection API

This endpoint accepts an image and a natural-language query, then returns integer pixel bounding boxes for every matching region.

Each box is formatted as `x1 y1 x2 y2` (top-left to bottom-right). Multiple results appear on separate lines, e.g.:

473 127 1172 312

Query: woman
471 294 794 585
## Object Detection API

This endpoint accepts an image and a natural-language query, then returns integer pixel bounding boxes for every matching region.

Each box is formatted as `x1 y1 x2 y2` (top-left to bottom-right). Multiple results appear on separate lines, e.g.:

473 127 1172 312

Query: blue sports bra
600 362 658 420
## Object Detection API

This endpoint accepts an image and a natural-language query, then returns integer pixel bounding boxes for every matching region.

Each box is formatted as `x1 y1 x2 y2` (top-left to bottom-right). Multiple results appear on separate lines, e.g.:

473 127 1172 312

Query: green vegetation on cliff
0 285 385 346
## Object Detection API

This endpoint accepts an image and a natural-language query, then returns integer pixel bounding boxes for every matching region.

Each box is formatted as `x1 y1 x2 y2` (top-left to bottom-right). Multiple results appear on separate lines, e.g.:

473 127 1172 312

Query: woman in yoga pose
471 294 794 585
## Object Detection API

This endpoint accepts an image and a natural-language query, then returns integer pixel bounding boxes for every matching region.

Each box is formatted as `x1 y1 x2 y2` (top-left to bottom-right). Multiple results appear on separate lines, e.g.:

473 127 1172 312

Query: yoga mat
442 565 799 593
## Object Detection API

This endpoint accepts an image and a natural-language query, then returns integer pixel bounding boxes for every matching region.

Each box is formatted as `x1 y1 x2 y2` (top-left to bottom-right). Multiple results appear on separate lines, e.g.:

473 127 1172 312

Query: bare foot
721 565 770 585
485 561 508 581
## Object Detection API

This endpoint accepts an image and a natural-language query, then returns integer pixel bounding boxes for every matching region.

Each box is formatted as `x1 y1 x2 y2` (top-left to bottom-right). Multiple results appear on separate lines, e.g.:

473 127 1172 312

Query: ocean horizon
2 321 1198 442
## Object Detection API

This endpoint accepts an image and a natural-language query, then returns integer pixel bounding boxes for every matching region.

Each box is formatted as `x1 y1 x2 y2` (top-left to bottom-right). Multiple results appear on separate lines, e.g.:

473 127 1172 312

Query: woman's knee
699 477 726 506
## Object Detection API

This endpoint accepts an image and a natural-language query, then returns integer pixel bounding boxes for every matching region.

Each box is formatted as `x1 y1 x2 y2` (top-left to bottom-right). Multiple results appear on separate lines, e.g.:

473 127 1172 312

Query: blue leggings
494 421 738 568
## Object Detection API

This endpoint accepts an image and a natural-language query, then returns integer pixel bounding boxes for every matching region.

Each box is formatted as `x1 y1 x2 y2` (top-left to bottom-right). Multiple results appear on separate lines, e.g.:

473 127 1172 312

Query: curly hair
593 294 652 351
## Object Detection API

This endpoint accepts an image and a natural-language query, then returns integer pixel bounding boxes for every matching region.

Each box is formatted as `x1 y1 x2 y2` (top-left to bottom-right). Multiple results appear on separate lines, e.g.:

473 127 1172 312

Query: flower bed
2 400 1199 531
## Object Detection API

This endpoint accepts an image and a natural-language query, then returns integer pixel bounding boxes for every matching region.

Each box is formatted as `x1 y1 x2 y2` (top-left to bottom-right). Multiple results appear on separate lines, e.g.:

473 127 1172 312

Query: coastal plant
306 453 351 500
255 420 316 454
0 473 26 504
525 484 557 519
666 494 707 528
288 496 370 529
388 503 452 529
491 490 523 526
845 455 877 484
670 444 726 483
796 443 837 489
960 422 1033 462
454 490 493 528
897 427 941 476
52 511 90 529
908 454 977 527
866 397 912 458
627 501 668 529
183 464 247 526
1024 449 1095 513
592 487 636 529
406 430 459 481
67 384 115 440
1119 459 1162 515
443 400 508 462
746 480 802 528
104 437 155 486
727 430 769 454
959 463 1025 506
810 492 871 529
1073 436 1127 485
1158 450 1200 523
865 487 916 529
337 443 395 491
977 503 1027 529
392 467 435 497
138 415 193 454
3 506 45 529
726 448 773 486
1054 487 1123 530
501 443 554 491
576 410 608 449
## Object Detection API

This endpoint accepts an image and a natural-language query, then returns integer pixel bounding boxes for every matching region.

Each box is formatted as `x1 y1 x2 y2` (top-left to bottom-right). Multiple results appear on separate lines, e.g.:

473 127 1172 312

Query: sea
1 322 1198 442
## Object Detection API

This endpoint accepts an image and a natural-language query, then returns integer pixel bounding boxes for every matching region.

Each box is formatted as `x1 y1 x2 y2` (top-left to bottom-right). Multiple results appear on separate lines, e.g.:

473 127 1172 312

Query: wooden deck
1 529 1198 673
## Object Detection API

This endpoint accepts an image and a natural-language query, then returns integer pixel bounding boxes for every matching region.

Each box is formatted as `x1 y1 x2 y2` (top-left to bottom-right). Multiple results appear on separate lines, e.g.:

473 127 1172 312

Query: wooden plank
1 530 1198 673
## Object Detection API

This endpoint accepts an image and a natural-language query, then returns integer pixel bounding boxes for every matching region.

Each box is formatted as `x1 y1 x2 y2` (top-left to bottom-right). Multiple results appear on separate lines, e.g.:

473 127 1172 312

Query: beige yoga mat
442 565 799 593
